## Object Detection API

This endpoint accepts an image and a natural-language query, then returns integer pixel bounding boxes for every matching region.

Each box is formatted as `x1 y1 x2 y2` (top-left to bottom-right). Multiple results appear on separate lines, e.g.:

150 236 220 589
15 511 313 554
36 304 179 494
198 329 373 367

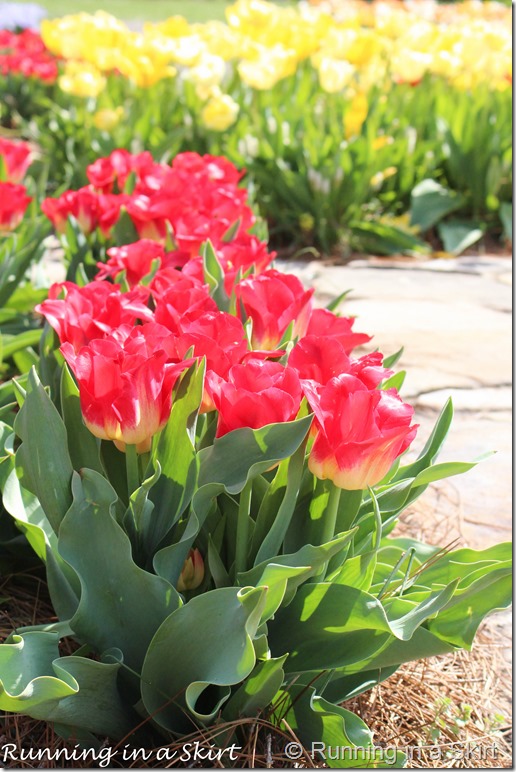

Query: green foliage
0 360 510 756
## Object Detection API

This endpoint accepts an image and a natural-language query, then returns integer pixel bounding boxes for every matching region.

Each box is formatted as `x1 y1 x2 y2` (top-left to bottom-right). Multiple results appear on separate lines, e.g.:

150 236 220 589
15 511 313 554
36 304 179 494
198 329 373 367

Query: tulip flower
200 90 240 131
235 269 314 350
0 182 31 231
96 240 167 287
305 308 371 353
213 359 302 437
35 281 153 352
177 549 205 592
0 138 32 183
41 187 126 236
61 323 190 454
154 281 218 334
306 374 418 490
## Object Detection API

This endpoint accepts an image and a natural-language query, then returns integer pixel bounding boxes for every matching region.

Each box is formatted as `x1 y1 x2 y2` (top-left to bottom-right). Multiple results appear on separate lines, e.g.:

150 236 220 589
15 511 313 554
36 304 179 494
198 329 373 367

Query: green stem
125 444 140 499
320 482 342 546
319 482 342 581
235 479 253 578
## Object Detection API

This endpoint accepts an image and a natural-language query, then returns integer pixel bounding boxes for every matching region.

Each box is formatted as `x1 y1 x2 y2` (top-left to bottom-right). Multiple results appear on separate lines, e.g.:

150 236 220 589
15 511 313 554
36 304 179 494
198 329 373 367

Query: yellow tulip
93 107 125 131
343 91 368 139
58 61 106 98
201 92 239 131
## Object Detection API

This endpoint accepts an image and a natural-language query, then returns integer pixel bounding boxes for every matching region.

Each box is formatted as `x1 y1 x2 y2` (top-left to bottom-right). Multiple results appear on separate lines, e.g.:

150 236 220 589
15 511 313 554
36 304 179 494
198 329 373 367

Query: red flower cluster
37 150 417 489
0 30 58 83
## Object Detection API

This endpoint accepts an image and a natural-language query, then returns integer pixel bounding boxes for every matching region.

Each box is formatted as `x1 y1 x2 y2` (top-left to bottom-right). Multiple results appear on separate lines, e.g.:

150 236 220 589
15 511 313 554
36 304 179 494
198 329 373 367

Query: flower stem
319 482 341 581
235 479 253 578
126 444 140 499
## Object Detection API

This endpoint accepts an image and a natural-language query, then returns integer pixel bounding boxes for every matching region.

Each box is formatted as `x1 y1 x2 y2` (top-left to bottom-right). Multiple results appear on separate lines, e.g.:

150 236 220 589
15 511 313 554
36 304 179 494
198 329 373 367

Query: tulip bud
177 549 204 593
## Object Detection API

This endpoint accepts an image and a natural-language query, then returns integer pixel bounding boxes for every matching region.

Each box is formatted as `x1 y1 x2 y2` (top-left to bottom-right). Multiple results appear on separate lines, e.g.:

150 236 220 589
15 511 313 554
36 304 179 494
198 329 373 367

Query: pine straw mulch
0 487 512 769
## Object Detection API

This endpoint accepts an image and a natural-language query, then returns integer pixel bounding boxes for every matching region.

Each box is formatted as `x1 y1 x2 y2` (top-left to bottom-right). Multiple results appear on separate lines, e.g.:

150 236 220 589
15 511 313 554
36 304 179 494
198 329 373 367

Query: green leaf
146 362 204 551
60 365 103 474
198 415 312 495
269 584 392 672
276 685 405 768
351 220 430 257
0 632 133 740
437 220 483 256
58 470 182 671
141 586 267 732
410 179 465 232
426 567 512 648
253 439 307 565
393 399 453 481
14 368 73 534
223 656 287 721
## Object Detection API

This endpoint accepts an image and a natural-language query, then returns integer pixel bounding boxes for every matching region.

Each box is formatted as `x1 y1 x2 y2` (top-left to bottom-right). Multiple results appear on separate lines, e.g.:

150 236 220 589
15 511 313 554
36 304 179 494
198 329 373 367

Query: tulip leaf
253 440 307 565
0 632 133 740
198 415 312 495
437 220 483 256
426 567 512 648
146 362 204 551
60 365 103 475
276 685 405 768
241 531 356 606
14 368 74 534
396 401 452 480
269 584 393 672
152 508 201 588
410 179 466 232
223 655 287 721
141 586 267 732
58 470 182 671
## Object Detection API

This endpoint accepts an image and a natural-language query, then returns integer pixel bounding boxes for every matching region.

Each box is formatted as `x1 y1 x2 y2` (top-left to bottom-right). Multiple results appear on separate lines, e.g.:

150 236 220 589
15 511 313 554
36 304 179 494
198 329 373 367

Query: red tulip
0 182 31 231
154 281 218 334
61 323 190 453
87 149 158 193
305 308 371 353
96 239 167 287
289 337 391 391
0 138 31 183
42 187 126 236
306 374 418 490
177 548 205 592
213 359 302 437
169 311 249 412
35 281 153 352
235 269 314 350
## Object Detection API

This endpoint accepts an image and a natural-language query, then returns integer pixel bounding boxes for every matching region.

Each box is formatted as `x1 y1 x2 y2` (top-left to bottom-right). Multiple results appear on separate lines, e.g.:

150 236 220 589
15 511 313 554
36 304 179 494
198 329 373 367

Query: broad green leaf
393 398 453 481
198 415 312 495
141 586 267 732
0 632 133 739
14 368 73 534
276 685 405 768
58 470 182 671
241 531 356 603
60 365 103 475
253 440 307 565
146 362 204 551
269 583 393 672
437 220 483 256
410 179 465 232
223 656 287 721
426 567 512 648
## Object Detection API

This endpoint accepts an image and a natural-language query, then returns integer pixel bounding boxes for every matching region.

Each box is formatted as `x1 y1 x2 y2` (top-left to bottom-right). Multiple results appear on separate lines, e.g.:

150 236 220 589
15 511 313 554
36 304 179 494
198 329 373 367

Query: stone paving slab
277 255 512 551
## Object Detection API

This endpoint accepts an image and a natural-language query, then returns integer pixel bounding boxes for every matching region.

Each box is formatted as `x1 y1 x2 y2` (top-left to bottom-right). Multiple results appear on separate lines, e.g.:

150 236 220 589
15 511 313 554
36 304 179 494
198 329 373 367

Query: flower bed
0 147 511 766
0 0 511 255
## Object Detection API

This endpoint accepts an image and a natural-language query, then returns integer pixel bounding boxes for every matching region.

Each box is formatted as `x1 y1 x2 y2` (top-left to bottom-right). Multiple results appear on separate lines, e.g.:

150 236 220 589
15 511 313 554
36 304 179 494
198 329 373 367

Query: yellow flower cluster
41 0 511 110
